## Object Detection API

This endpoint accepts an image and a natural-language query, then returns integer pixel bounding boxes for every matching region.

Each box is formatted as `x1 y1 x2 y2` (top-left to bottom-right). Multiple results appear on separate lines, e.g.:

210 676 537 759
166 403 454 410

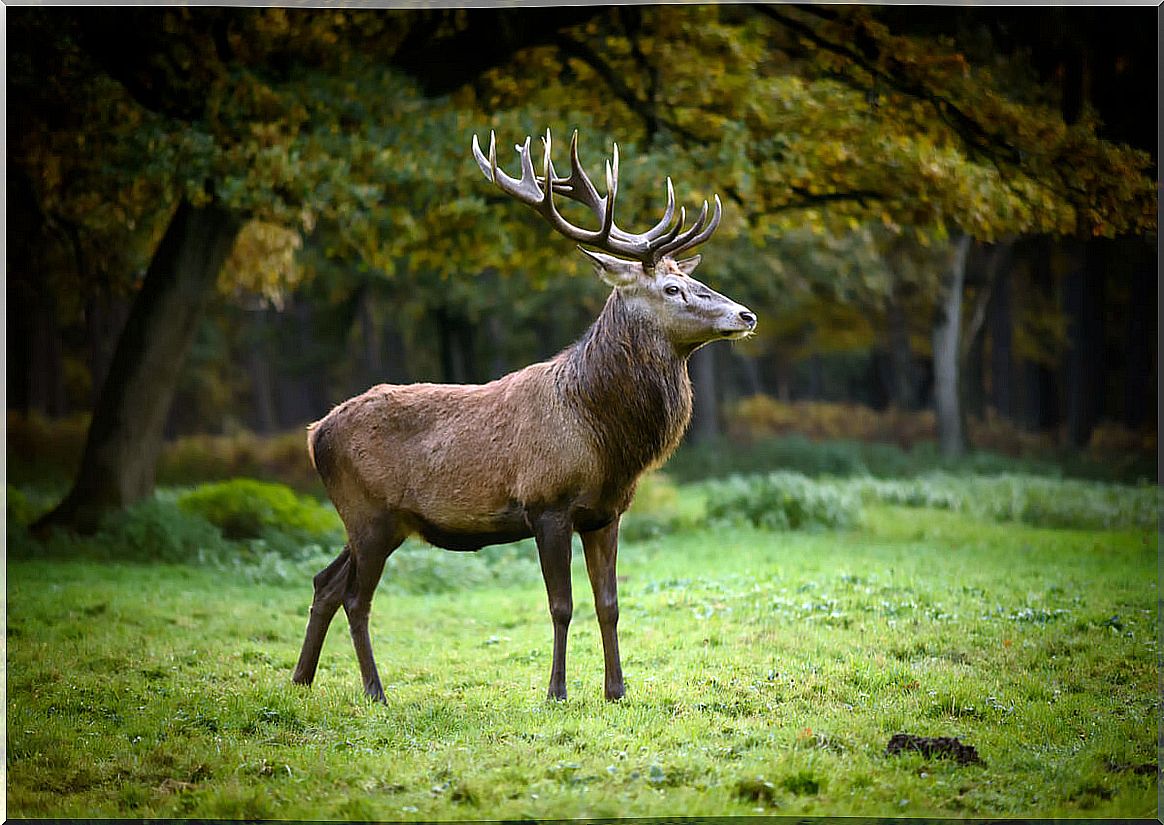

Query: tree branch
960 238 1013 361
783 187 887 211
552 33 702 146
751 5 1021 166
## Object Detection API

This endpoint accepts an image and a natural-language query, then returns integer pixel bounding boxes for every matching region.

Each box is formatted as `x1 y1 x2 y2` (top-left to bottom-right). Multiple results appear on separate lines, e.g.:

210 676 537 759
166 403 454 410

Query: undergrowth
621 470 1158 539
10 470 1157 588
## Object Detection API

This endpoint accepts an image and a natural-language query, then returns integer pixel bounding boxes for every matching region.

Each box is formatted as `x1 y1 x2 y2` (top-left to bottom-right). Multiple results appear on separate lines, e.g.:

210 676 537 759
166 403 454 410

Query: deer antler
471 128 721 266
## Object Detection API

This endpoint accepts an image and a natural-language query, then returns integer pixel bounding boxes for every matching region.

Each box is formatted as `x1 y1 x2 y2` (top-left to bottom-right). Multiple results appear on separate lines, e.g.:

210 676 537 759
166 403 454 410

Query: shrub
975 476 1159 531
620 472 705 542
854 473 1159 532
158 430 320 492
93 498 231 563
701 472 861 532
851 476 964 511
9 498 228 564
176 478 343 547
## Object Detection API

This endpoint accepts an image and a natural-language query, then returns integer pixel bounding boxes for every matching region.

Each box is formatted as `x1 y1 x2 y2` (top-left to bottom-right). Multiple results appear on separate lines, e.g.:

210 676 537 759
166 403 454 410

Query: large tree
21 8 597 532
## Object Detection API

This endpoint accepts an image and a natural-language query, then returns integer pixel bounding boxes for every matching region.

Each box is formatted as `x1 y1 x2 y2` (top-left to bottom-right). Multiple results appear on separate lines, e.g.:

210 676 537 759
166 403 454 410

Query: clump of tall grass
853 474 1159 532
700 472 862 532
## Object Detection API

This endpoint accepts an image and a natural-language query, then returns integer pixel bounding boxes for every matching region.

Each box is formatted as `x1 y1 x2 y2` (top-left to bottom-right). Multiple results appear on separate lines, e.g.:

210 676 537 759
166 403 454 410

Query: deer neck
559 291 694 485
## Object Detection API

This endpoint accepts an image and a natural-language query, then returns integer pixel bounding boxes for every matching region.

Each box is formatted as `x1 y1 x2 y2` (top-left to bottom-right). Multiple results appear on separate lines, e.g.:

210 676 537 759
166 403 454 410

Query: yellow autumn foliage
220 220 304 309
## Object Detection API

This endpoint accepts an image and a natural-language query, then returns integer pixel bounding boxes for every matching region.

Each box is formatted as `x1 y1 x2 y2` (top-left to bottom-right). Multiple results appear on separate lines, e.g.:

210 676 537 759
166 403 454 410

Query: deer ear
577 246 643 288
674 254 702 276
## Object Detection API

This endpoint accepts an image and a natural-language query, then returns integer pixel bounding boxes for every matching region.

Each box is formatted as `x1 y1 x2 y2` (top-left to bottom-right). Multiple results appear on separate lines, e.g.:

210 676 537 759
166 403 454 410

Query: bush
973 476 1159 531
9 497 231 564
158 430 321 492
176 478 343 551
701 472 861 532
854 473 1160 532
620 472 705 542
94 498 232 563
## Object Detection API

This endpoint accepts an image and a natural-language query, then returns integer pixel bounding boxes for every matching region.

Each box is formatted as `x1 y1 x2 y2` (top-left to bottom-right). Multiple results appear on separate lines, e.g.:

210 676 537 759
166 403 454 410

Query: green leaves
12 6 1156 328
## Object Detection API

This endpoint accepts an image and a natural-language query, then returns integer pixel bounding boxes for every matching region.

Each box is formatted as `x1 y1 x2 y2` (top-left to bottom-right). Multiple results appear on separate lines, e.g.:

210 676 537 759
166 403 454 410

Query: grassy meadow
5 466 1159 820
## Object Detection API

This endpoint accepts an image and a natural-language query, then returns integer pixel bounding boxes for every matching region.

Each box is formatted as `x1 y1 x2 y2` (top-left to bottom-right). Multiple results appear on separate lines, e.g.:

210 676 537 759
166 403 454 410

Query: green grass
7 497 1159 819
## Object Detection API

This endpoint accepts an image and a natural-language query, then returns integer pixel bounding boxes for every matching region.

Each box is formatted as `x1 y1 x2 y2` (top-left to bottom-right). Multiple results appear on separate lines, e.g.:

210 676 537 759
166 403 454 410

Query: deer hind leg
342 517 404 703
533 510 573 701
581 517 625 701
292 546 353 686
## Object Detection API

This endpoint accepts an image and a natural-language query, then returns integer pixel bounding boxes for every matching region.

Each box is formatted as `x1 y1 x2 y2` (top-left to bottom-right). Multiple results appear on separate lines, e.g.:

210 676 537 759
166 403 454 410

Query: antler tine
470 131 496 183
518 136 539 193
536 129 616 248
658 199 709 256
472 131 547 205
472 129 723 263
604 150 618 238
657 194 722 258
641 178 678 242
553 135 679 253
549 129 605 212
648 205 687 256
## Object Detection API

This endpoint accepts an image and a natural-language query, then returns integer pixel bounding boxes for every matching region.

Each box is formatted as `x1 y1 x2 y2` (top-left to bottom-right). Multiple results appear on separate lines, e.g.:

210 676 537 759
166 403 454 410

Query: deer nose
739 310 757 328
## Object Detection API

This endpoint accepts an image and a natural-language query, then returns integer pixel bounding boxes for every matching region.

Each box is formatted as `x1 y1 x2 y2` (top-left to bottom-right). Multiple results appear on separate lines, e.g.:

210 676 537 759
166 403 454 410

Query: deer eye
664 284 681 296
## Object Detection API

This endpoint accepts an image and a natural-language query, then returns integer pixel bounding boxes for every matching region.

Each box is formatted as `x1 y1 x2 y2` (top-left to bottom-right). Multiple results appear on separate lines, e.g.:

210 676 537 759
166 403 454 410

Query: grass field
6 493 1159 819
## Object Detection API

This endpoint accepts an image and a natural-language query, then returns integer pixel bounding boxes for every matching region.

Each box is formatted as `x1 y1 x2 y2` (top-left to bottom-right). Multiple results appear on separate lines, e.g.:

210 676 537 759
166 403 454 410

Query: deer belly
409 500 532 552
414 513 533 552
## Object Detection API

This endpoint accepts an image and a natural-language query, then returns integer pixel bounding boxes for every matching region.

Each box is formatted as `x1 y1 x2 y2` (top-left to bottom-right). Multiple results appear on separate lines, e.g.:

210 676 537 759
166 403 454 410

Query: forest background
6 4 1159 530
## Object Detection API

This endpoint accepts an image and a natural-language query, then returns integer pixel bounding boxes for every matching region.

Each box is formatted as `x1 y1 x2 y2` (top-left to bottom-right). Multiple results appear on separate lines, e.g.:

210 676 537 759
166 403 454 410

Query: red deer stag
291 129 757 702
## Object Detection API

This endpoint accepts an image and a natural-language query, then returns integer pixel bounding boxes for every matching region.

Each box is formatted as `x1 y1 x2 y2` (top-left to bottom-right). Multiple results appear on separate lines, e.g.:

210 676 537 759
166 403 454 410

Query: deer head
472 129 757 350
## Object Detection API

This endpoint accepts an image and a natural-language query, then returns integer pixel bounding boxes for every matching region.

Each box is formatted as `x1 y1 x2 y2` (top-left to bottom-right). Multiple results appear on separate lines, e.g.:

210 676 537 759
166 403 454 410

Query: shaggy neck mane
557 291 694 490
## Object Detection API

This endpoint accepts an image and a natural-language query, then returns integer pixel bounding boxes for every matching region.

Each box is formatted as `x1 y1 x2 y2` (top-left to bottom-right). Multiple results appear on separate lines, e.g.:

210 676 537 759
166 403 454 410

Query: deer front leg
582 518 625 701
533 510 573 701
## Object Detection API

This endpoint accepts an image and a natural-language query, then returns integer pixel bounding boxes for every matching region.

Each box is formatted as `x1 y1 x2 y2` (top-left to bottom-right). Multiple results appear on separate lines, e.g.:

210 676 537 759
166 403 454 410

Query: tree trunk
486 314 510 380
36 199 241 534
1014 237 1061 433
962 330 986 420
86 289 132 406
987 263 1014 418
456 316 480 384
28 287 67 417
382 323 410 384
960 240 1013 422
689 344 720 442
1122 244 1155 428
885 293 916 409
806 353 824 400
1062 240 1105 448
932 234 972 458
357 283 384 388
435 306 460 383
772 348 793 402
8 168 46 416
245 308 279 434
735 351 763 397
